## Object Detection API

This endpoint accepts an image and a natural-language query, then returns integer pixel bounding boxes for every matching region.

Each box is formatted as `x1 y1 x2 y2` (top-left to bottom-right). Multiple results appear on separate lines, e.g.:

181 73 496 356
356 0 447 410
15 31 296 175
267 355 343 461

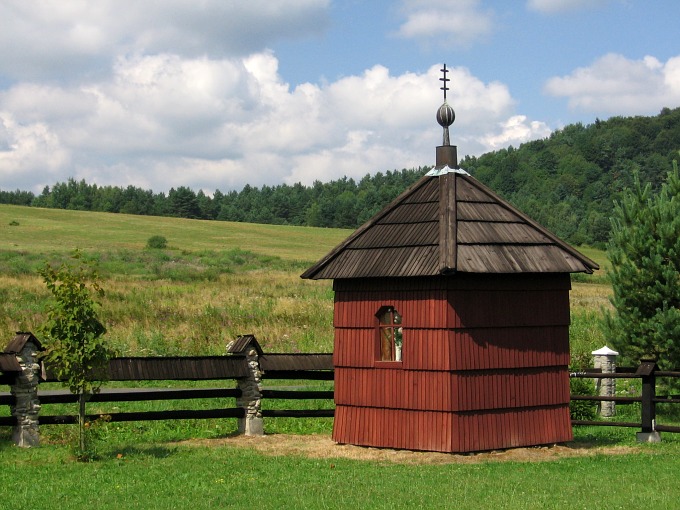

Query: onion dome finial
436 64 455 146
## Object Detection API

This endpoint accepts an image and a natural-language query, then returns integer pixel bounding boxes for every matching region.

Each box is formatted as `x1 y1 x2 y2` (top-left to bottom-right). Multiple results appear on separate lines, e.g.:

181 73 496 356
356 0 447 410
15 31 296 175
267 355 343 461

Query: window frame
376 306 403 364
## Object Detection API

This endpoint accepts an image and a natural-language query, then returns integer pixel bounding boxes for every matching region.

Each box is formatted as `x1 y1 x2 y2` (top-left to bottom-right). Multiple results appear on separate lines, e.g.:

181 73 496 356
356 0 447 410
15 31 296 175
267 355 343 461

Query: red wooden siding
333 406 453 452
335 366 568 412
333 404 572 453
333 273 571 293
450 405 573 452
335 367 569 411
448 327 569 371
332 274 574 453
334 328 377 368
334 327 569 371
447 289 570 329
449 367 570 411
334 289 448 329
334 368 452 410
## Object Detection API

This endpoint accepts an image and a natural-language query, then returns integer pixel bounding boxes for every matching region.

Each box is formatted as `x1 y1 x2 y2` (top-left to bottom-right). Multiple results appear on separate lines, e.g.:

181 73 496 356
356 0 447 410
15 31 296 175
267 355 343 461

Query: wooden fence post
636 360 661 443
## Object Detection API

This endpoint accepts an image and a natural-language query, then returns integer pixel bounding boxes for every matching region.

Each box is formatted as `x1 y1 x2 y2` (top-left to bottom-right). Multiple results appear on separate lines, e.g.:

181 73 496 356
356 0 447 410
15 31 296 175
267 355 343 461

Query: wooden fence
570 360 680 434
3 351 680 438
0 353 334 427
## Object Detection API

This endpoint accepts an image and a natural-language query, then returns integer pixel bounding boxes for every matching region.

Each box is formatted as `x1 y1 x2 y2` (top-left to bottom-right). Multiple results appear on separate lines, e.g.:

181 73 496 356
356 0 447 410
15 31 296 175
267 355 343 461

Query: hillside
3 107 680 248
0 205 350 262
464 107 680 247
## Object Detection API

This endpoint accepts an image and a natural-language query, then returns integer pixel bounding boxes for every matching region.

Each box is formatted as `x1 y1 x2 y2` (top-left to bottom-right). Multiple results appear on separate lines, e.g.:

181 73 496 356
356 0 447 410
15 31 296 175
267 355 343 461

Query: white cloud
0 54 541 194
481 115 552 151
0 0 330 80
544 53 680 115
0 112 71 189
395 0 494 47
526 0 610 14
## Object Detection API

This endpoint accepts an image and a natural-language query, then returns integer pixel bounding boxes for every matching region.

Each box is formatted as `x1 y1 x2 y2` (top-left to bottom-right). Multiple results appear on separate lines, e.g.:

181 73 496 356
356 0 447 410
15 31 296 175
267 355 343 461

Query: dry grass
570 282 612 313
1 270 335 355
182 433 642 466
0 204 614 356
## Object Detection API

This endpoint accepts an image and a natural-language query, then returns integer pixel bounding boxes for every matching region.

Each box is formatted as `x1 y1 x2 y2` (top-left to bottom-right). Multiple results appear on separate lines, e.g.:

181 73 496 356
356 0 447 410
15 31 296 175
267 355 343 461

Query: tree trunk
78 392 86 455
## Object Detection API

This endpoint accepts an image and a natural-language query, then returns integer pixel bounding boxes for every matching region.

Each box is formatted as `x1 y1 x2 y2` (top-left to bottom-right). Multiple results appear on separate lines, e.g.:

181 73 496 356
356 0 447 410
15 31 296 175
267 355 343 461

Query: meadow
3 204 679 509
0 204 611 357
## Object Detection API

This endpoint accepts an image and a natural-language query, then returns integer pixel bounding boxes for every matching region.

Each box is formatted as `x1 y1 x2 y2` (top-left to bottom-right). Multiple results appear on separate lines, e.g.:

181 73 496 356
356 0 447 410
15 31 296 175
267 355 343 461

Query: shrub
146 235 168 249
569 376 598 421
569 351 598 421
39 250 113 460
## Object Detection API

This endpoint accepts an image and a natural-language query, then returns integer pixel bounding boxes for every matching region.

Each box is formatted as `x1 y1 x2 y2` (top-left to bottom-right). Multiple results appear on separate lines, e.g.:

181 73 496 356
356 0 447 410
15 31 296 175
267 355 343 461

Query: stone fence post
227 335 264 436
236 346 264 435
592 345 618 418
7 333 43 447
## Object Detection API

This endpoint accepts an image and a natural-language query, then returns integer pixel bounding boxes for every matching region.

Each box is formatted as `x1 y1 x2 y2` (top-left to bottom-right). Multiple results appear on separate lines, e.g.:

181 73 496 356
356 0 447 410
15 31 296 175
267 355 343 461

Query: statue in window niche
378 307 402 362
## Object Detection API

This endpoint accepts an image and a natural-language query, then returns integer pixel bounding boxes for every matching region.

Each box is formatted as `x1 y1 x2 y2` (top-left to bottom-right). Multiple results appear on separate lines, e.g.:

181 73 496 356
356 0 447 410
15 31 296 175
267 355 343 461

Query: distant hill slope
0 205 350 263
463 107 680 247
3 107 680 248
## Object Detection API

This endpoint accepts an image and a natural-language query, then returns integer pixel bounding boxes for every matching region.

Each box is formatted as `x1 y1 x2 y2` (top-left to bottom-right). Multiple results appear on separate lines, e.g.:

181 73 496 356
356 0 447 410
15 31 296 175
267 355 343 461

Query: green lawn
0 428 678 509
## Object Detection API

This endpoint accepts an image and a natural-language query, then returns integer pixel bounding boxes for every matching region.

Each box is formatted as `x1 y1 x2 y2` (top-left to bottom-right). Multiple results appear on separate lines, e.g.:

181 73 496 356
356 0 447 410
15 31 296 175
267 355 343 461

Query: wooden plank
449 326 569 371
457 202 519 222
0 353 22 372
39 408 246 424
260 370 334 381
43 356 251 382
448 289 570 329
0 415 15 426
572 420 640 428
438 173 457 272
261 409 334 418
457 221 551 245
403 176 439 203
260 390 334 400
260 354 333 371
37 387 241 404
379 202 439 224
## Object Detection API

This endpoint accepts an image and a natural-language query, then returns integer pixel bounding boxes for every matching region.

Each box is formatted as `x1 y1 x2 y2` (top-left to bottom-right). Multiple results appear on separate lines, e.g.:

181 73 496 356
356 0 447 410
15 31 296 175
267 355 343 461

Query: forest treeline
3 106 680 248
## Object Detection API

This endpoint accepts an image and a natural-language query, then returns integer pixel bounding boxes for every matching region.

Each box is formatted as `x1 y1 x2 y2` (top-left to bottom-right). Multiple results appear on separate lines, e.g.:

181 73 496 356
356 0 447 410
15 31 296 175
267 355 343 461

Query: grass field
3 204 678 509
0 203 612 355
0 426 678 509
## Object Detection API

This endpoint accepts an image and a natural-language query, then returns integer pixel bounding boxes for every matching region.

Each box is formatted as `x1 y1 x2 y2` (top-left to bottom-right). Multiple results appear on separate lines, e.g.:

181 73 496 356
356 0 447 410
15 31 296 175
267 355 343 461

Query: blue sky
1 0 679 195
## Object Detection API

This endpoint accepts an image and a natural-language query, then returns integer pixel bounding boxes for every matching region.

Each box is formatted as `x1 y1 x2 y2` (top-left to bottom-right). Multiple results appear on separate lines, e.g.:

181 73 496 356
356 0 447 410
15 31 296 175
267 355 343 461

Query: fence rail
570 360 680 436
0 349 335 429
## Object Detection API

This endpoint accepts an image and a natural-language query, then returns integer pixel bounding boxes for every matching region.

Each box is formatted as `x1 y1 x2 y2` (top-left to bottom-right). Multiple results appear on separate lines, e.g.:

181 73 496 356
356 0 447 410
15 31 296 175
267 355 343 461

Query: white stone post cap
592 345 619 356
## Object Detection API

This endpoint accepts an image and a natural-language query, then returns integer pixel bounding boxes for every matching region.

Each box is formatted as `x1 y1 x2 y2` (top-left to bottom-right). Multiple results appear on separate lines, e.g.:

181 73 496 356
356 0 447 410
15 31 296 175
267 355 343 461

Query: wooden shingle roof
301 169 599 279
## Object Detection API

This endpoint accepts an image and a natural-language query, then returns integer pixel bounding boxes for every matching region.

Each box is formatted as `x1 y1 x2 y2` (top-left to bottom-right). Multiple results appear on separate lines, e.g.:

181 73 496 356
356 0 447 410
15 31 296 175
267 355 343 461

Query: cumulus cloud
0 0 330 80
0 53 540 194
544 53 680 115
395 0 494 47
526 0 611 14
0 112 71 190
481 116 552 151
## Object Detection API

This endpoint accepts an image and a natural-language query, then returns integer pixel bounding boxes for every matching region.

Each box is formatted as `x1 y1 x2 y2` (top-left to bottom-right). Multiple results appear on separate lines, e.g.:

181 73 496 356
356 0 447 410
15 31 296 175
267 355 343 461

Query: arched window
377 306 403 362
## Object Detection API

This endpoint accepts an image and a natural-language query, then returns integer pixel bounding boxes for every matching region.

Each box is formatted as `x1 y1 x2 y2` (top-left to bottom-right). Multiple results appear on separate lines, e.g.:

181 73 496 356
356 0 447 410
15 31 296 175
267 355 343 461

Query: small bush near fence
569 377 597 421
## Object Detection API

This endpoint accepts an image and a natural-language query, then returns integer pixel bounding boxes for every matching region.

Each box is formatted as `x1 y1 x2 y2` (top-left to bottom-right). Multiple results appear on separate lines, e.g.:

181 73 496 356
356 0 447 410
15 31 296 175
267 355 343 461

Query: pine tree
603 158 680 369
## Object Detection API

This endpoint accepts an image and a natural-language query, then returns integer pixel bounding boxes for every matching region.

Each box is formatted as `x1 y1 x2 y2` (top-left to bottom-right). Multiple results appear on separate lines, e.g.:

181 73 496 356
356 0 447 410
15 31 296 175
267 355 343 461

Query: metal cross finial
439 64 450 101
